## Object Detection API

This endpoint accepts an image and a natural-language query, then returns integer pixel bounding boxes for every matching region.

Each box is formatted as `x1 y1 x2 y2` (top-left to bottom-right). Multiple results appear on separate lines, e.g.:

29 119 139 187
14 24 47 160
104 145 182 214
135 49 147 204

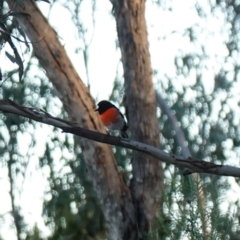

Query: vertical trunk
111 0 164 235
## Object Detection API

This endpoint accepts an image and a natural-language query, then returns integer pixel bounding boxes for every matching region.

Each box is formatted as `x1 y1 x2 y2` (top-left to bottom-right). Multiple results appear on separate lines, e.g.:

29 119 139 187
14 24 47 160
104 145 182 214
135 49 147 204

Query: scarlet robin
95 100 128 138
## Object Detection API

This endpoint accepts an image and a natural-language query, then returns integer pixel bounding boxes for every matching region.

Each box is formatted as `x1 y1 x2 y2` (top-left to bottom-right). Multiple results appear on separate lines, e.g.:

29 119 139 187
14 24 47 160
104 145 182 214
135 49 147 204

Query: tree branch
1 99 239 177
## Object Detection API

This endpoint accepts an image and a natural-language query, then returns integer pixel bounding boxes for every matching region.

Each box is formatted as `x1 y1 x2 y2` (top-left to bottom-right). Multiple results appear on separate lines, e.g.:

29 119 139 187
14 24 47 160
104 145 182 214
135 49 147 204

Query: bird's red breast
99 107 120 127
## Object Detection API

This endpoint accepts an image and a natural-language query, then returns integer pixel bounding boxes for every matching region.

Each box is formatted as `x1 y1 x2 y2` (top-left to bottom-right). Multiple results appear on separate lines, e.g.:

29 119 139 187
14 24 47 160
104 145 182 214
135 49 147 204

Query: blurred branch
0 99 240 177
156 91 210 239
63 0 96 91
156 91 190 156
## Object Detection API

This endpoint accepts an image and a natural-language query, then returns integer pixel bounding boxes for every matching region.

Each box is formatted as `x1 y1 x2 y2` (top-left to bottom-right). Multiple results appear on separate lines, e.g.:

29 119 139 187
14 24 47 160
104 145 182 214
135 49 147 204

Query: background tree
2 0 163 239
0 0 240 240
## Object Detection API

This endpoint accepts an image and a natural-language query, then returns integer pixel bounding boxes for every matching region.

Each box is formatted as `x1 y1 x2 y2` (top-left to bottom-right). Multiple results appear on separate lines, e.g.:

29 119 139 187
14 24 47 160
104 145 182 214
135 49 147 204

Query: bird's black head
95 100 116 114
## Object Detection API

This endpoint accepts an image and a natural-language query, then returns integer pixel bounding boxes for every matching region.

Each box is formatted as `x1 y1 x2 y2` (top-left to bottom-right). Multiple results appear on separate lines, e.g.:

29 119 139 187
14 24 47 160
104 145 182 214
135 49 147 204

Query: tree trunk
5 0 138 239
111 0 164 234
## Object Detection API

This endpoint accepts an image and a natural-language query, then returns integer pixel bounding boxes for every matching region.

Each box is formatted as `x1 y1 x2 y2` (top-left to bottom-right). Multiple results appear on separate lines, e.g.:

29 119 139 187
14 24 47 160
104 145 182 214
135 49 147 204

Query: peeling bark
110 0 164 234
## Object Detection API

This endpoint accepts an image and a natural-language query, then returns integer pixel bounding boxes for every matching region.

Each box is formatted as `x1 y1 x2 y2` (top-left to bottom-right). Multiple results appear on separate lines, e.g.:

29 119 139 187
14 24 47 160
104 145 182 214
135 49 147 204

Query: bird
95 100 128 138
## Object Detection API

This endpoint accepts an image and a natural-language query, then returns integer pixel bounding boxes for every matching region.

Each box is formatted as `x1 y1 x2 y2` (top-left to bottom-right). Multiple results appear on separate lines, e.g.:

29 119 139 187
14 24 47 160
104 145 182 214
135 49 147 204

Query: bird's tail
120 130 128 138
120 122 129 138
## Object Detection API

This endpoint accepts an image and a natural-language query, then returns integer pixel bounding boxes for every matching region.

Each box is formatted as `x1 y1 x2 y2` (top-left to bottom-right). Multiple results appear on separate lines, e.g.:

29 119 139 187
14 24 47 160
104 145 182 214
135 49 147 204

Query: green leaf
5 51 16 63
35 0 50 3
0 0 4 12
4 33 24 81
8 12 31 18
16 0 25 3
0 23 8 34
16 25 30 49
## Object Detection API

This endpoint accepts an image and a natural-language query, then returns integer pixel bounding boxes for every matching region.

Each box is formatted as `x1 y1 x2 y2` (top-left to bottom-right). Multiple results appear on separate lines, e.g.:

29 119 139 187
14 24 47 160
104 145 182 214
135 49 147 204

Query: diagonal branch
156 91 210 239
156 91 190 156
0 99 240 178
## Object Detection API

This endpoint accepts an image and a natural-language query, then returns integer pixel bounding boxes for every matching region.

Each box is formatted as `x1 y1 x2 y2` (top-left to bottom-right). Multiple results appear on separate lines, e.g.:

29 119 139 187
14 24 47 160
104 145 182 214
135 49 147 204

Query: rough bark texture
5 0 138 239
111 0 164 234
